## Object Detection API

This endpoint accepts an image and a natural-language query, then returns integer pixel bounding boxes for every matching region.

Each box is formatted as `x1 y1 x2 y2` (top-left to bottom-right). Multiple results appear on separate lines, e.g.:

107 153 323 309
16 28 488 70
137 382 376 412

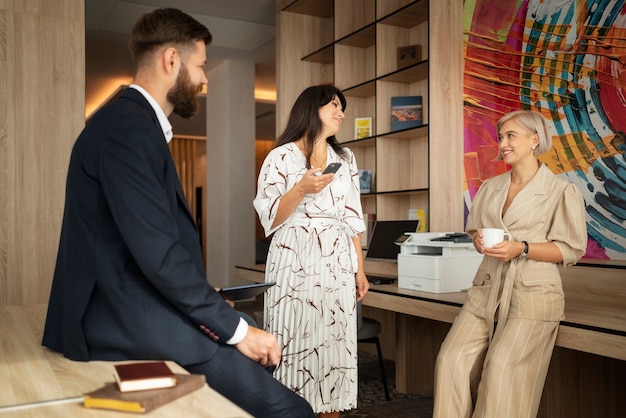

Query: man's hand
214 287 236 307
235 326 281 367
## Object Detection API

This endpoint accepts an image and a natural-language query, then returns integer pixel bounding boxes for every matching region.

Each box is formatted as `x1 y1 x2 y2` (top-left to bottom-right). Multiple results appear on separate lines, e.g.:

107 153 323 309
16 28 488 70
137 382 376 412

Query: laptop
364 220 419 284
365 220 420 262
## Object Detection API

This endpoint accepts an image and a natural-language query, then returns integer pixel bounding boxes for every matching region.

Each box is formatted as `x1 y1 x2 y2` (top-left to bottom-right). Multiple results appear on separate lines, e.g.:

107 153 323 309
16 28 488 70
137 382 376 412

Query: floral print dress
253 142 365 413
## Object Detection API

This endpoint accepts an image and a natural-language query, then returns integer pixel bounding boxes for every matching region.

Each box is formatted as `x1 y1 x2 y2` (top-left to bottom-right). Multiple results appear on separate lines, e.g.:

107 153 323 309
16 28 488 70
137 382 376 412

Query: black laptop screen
365 220 419 261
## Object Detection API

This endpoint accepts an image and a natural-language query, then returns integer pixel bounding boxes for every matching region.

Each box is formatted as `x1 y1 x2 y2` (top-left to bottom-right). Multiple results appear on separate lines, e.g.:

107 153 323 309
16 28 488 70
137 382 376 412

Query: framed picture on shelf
358 169 372 193
397 44 421 69
354 117 372 139
391 96 423 131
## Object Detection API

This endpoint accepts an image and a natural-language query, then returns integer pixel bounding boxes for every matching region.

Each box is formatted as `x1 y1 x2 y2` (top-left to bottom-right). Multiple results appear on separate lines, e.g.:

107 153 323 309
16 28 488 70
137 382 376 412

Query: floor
235 300 434 417
341 352 434 417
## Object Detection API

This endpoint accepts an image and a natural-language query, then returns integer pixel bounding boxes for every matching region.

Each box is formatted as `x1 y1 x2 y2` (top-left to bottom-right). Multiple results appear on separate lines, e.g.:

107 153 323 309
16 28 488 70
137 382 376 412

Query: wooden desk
235 263 626 359
0 304 252 418
235 263 626 417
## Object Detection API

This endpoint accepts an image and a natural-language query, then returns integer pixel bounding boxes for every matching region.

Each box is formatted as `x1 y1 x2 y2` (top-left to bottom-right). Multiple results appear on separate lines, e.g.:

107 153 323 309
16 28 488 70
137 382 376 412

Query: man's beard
167 64 202 119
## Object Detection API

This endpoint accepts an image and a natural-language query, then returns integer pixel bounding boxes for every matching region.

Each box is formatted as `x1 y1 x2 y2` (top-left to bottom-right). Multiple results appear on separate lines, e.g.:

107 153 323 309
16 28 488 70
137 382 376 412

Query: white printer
397 232 484 293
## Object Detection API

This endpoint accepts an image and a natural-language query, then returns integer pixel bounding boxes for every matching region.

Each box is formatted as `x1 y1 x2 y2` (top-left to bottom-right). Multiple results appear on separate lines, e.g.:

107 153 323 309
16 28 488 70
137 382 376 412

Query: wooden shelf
379 124 429 139
344 137 376 148
376 188 429 195
302 44 334 64
278 0 466 228
379 61 429 84
342 80 376 98
336 23 376 48
379 0 429 27
283 0 333 18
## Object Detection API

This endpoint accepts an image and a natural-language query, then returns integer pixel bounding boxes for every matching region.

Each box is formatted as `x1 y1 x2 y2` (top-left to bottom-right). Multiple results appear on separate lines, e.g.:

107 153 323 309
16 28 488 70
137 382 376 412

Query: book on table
114 361 178 392
84 373 206 413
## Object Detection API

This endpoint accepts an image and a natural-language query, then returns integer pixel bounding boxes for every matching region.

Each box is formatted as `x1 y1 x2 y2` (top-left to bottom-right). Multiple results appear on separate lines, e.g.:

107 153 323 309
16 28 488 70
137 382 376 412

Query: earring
531 145 537 150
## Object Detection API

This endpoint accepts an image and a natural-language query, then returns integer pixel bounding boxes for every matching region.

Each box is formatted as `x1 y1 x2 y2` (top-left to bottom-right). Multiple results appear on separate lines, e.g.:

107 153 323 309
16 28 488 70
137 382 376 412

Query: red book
85 373 205 413
114 361 178 392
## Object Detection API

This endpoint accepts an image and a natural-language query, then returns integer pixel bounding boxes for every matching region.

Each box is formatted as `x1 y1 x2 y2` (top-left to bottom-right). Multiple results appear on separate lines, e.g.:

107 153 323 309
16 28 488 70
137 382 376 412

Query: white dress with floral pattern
253 142 365 413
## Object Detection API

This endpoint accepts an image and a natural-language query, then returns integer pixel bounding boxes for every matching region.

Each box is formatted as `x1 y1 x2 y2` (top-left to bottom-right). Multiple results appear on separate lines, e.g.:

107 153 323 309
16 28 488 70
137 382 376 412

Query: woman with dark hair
254 85 369 418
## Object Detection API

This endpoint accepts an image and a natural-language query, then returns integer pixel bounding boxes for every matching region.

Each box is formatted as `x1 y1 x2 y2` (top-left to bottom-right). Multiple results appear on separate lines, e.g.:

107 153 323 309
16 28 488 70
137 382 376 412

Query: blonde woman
434 110 587 418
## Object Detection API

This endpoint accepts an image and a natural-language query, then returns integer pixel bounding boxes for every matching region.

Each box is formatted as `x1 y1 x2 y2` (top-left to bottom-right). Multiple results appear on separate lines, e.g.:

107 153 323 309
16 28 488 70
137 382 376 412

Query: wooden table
236 262 626 418
236 262 626 359
0 304 253 417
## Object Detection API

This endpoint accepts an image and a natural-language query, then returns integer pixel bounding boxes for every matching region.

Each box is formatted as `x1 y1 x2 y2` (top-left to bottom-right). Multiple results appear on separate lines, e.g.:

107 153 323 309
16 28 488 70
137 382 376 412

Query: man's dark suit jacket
43 88 241 365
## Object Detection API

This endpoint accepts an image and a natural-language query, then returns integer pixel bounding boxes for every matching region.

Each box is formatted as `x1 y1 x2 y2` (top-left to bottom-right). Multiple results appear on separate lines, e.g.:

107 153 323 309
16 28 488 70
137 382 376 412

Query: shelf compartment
334 43 376 88
379 60 429 84
283 0 333 18
376 136 428 193
336 23 376 48
335 0 376 39
378 1 429 27
376 79 429 136
284 10 333 66
378 124 429 139
360 195 377 216
342 80 376 98
338 93 376 143
351 146 376 196
343 137 376 148
376 2 429 78
302 43 334 64
376 190 429 222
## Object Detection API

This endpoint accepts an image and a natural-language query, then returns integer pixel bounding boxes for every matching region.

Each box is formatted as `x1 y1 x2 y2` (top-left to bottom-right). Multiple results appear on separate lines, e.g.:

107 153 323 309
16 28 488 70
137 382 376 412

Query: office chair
357 301 391 401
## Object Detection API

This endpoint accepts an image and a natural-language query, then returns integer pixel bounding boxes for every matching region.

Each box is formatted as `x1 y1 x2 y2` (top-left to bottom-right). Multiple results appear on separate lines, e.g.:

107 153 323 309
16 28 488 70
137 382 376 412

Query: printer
397 232 484 293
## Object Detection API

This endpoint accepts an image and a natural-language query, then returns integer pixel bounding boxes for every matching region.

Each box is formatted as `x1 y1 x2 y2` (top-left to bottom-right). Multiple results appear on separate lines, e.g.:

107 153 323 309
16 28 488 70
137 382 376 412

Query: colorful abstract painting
463 0 626 262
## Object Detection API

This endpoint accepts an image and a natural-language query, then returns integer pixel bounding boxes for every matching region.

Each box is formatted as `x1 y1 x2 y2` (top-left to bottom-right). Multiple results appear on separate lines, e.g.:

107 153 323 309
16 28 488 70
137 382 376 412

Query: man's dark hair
129 8 212 67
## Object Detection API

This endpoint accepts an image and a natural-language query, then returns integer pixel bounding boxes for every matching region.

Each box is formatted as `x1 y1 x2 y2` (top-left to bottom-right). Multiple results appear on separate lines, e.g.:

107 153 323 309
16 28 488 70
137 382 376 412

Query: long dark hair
275 85 348 168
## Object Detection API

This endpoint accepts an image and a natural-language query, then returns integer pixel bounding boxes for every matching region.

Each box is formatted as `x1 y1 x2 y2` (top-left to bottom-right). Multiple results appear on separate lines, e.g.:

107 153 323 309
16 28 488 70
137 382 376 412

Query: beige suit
434 164 587 418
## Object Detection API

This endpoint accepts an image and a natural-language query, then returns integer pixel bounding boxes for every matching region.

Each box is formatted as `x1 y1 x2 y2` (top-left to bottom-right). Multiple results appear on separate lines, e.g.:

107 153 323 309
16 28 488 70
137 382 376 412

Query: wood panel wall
169 136 198 219
0 0 85 306
429 0 464 232
275 10 334 134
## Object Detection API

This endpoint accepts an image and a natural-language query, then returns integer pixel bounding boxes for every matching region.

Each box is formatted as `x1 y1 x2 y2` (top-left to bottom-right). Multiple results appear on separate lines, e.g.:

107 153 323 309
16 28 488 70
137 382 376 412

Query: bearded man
42 8 314 418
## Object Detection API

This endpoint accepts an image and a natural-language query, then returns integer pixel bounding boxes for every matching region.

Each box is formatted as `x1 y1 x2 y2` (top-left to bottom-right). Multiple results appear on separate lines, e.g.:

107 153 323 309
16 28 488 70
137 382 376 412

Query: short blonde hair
495 110 552 160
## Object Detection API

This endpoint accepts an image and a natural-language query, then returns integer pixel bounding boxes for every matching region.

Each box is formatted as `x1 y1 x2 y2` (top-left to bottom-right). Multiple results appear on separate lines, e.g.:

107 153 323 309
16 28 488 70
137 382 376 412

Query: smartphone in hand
322 162 342 174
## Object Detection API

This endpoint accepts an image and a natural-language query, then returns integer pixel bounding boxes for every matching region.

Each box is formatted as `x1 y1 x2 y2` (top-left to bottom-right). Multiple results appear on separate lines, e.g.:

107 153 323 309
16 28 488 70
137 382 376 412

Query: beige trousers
433 310 558 418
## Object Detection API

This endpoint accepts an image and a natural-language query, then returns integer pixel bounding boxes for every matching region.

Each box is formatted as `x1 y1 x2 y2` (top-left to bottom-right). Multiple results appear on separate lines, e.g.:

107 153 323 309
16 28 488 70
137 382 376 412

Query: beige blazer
463 164 588 338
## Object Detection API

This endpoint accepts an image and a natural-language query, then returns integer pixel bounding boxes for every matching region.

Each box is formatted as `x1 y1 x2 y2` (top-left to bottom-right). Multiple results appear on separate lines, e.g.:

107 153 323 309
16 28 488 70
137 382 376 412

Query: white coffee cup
482 228 511 248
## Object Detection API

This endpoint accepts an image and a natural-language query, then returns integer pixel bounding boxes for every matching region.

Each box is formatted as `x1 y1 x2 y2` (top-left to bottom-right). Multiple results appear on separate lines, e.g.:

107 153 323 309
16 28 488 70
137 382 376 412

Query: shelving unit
276 0 464 232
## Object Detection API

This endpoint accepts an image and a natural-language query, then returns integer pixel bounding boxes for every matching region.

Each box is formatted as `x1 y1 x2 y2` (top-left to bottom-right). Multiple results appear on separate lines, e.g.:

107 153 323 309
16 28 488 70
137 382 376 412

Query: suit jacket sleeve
97 102 241 342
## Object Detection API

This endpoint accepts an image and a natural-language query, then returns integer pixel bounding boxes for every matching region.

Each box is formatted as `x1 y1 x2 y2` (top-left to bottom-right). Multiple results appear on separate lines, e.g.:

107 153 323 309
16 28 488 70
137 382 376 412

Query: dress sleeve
548 182 588 267
253 149 287 237
342 149 366 237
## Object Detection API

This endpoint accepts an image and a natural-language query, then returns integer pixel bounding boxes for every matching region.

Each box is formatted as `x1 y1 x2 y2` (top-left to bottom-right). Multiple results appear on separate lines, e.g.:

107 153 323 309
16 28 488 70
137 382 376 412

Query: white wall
204 59 256 286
